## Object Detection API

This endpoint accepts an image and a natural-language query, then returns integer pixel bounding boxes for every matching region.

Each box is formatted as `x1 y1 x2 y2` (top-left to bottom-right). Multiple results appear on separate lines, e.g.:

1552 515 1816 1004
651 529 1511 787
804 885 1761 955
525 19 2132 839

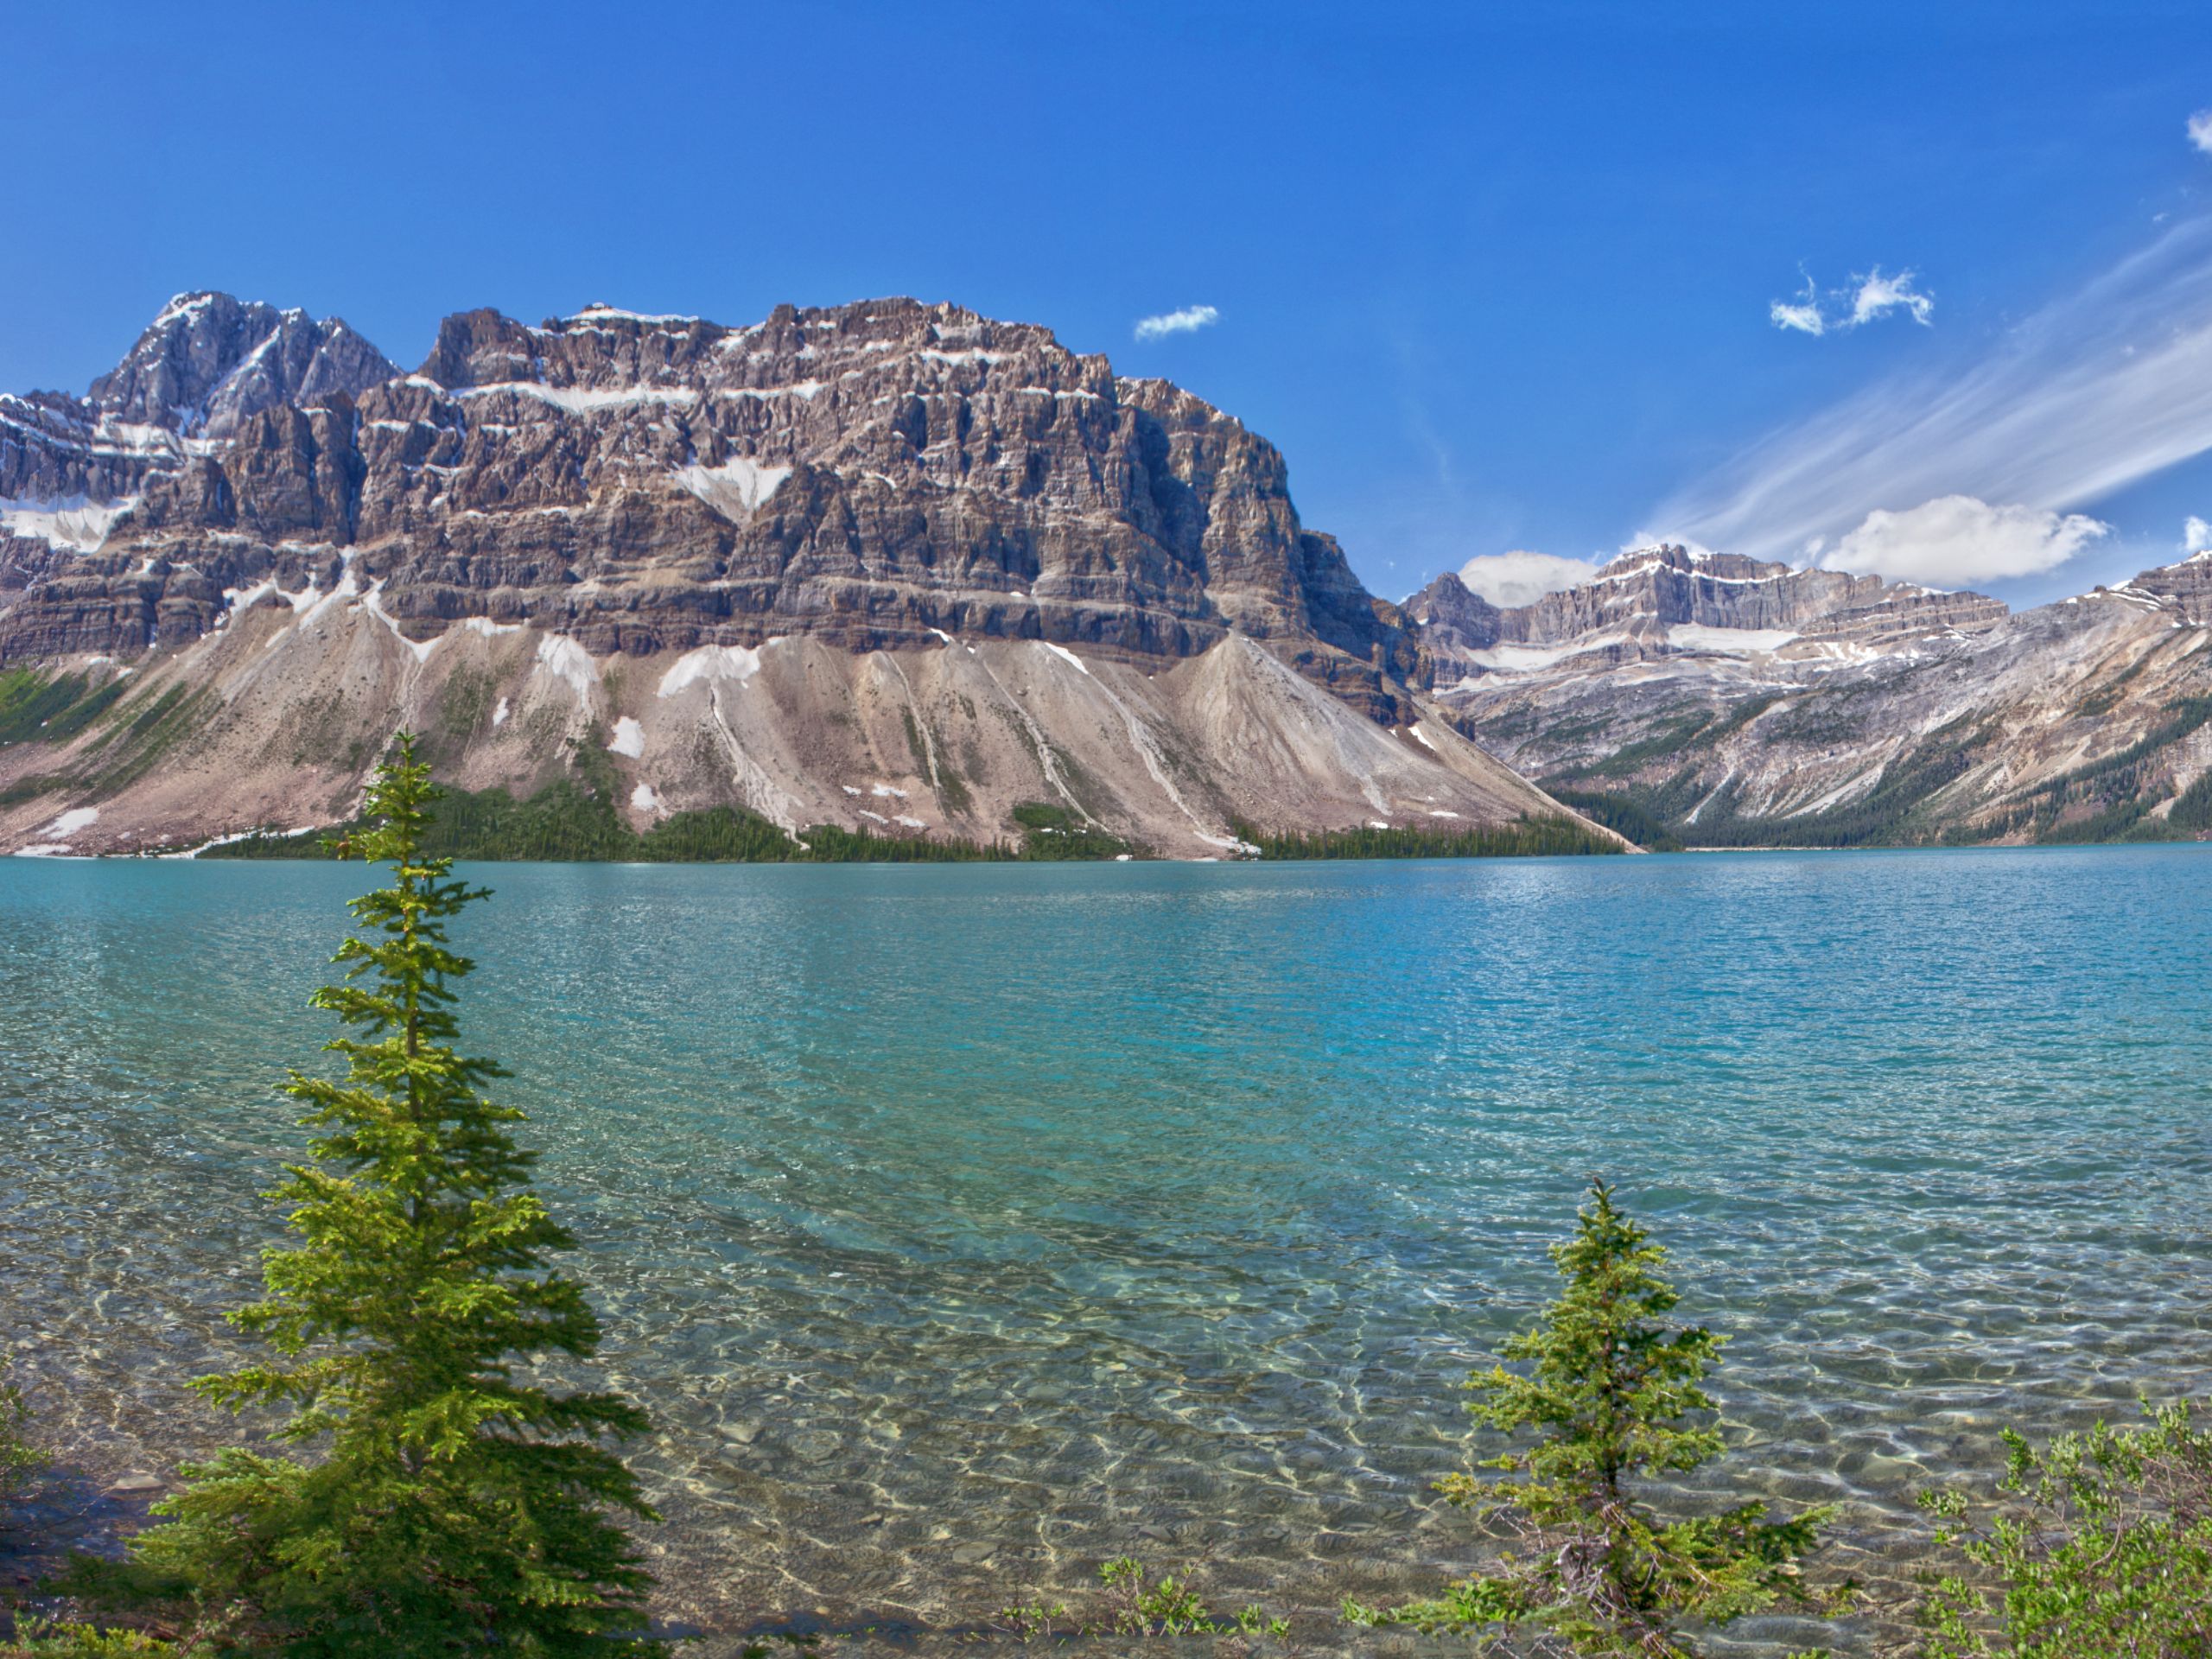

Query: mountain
0 294 1603 858
1427 544 2212 848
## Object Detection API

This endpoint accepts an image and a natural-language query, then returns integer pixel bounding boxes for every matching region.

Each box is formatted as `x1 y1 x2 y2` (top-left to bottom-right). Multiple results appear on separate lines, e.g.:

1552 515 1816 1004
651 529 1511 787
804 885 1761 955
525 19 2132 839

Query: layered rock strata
1433 548 2212 846
0 292 1599 857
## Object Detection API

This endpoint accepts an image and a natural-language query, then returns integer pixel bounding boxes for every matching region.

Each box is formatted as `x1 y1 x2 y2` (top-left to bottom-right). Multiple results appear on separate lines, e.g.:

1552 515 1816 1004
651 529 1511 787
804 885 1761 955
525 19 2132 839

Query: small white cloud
1823 494 2107 587
1849 267 1936 327
1769 270 1827 335
1133 304 1219 342
2189 110 2212 155
1456 550 1601 607
1769 265 1933 336
2184 514 2211 552
1770 296 1827 336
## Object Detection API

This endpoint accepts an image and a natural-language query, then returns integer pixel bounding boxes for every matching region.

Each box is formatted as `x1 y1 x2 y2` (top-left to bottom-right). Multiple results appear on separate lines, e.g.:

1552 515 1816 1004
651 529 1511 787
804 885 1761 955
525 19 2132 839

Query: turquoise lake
4 848 2210 1651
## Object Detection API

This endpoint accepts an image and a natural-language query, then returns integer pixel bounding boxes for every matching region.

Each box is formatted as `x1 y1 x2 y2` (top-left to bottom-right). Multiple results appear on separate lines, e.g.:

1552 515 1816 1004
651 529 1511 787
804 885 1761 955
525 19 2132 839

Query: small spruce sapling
72 734 658 1656
1350 1179 1847 1657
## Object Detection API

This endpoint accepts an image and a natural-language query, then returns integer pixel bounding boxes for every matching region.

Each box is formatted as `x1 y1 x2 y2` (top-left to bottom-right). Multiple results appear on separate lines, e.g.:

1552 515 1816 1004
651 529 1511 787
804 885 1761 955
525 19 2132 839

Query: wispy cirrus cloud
1133 304 1219 342
1768 266 1934 337
1665 213 2212 568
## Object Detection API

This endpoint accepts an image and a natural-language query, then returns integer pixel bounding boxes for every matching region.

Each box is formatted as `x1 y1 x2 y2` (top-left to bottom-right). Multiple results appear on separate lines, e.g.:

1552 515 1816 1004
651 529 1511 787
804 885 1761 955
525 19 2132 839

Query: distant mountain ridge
1427 543 2212 847
1408 543 2009 675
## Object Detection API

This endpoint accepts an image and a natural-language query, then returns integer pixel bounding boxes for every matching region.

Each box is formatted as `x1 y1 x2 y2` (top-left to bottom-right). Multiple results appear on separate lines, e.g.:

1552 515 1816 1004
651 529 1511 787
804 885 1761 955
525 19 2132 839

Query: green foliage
1916 1401 2212 1658
2171 768 2212 833
1581 709 1718 779
1 1620 178 1656
2018 697 2212 844
69 735 658 1656
76 684 217 798
1541 789 1685 852
204 786 1018 865
1552 721 1993 852
213 791 1621 864
0 671 127 747
2069 645 2155 719
436 667 501 742
796 822 1007 862
1098 1557 1220 1637
1351 1179 1844 1656
0 1353 41 1505
0 775 62 809
1565 695 2212 850
987 1598 1073 1645
1241 815 1619 861
1097 1559 1287 1643
1007 801 1132 859
900 705 976 817
982 1559 1287 1643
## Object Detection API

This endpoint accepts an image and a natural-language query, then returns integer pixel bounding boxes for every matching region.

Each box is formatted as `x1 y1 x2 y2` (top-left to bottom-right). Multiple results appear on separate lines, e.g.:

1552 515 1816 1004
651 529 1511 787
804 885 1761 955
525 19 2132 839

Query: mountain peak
91 291 399 439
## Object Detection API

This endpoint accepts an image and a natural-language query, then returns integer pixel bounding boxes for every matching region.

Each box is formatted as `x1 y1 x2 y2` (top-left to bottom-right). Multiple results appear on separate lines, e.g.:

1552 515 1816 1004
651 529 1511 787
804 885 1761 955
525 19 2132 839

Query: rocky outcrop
87 292 397 439
0 296 1420 715
2133 551 2212 626
0 291 1609 857
0 291 397 632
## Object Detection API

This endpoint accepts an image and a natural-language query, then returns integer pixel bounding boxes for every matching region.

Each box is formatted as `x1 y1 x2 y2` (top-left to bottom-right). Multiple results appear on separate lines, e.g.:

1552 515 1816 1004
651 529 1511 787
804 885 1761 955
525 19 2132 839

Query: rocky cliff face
0 292 1597 858
1408 543 2009 677
87 292 399 440
21 289 2189 858
1 296 1414 696
1432 547 2212 847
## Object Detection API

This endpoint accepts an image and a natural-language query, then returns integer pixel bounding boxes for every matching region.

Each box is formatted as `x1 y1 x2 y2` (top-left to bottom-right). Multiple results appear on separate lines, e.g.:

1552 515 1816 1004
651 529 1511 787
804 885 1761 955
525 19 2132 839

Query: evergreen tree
1351 1179 1846 1656
77 734 657 1656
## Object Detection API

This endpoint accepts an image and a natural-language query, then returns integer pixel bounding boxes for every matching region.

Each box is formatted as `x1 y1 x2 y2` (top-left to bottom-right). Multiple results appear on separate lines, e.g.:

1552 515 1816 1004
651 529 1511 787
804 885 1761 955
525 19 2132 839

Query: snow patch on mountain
673 456 791 519
1 496 137 552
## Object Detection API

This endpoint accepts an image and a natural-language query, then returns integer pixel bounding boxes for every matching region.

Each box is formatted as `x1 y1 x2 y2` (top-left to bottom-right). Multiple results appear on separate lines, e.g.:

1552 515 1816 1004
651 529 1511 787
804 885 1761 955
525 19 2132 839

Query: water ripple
1 847 2209 1651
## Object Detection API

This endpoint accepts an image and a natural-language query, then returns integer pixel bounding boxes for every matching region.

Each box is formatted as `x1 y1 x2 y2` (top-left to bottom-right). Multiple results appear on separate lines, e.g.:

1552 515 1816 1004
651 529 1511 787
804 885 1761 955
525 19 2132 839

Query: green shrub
0 1355 37 1506
66 734 659 1655
1 1620 177 1656
2 1367 175 1659
1916 1401 2212 1657
982 1559 1287 1644
1007 801 1132 859
1350 1179 1847 1656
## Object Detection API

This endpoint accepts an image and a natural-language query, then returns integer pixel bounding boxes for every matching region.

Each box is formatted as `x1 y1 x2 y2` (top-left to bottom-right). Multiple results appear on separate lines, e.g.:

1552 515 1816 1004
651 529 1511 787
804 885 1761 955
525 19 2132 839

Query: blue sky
10 0 2212 608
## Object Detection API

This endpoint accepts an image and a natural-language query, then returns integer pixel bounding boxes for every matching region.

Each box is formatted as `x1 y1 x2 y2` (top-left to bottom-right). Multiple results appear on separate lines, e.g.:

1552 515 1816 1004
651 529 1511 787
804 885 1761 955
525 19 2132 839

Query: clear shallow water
3 848 2210 1651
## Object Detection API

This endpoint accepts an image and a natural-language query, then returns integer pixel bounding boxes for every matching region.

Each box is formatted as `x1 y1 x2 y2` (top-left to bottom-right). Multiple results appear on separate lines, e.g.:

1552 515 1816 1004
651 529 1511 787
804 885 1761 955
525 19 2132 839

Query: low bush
1917 1400 2212 1658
